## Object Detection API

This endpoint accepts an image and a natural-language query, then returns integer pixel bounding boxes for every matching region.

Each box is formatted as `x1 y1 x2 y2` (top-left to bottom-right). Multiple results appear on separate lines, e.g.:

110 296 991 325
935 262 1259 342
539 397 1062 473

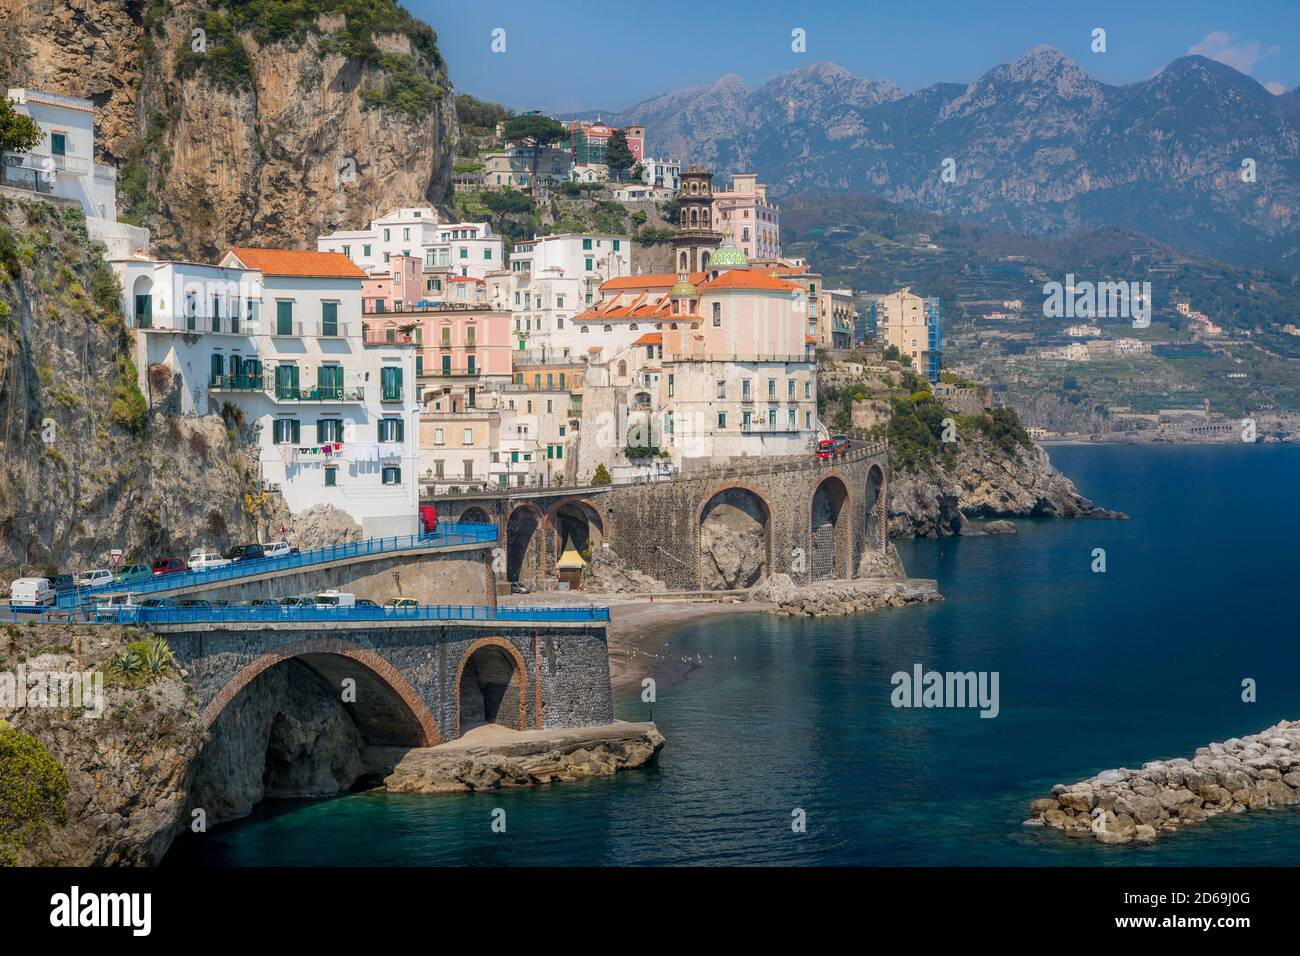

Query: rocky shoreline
1025 719 1300 845
749 573 941 617
381 722 665 793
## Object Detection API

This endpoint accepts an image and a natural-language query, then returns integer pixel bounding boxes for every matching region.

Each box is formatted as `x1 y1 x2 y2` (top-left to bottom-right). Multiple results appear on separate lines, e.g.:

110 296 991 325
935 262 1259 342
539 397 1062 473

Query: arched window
580 325 589 333
629 323 638 330
603 324 612 332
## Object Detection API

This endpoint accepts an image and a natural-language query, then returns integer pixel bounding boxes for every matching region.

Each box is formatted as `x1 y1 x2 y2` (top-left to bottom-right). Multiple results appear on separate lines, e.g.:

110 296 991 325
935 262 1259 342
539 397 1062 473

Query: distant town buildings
872 288 943 382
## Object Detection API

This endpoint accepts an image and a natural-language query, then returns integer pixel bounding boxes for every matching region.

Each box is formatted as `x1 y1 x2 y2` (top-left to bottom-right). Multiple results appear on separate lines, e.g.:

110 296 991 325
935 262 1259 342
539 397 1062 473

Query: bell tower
670 165 721 274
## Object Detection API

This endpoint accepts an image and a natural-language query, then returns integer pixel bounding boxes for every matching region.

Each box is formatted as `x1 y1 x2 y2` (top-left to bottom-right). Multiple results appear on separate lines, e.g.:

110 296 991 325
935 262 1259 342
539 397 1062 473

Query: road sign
110 549 123 567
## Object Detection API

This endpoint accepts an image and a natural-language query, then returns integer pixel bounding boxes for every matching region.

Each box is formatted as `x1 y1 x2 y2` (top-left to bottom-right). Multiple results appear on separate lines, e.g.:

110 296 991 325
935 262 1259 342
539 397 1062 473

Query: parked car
278 596 312 607
94 594 141 619
152 558 188 576
354 598 381 609
51 573 77 593
175 599 212 609
139 597 176 608
816 439 835 460
315 590 356 608
832 434 851 455
76 568 114 589
226 543 266 563
384 598 419 612
420 504 438 534
9 577 56 610
115 563 152 585
248 598 279 607
262 541 294 560
188 550 232 572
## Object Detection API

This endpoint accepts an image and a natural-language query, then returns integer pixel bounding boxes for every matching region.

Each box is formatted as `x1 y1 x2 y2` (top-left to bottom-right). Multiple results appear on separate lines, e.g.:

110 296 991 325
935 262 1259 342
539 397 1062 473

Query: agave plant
106 649 144 679
136 637 176 677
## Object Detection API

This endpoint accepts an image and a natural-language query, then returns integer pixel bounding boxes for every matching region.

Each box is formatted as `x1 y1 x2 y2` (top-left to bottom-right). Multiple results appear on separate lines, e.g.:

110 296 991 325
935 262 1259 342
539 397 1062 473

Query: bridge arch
202 637 443 746
864 464 885 553
459 505 491 525
454 637 529 736
810 473 852 581
696 483 773 590
547 497 606 561
506 502 546 583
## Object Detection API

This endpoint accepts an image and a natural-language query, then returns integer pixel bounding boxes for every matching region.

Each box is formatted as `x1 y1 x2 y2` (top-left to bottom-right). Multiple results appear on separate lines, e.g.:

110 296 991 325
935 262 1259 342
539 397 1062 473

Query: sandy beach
499 591 771 699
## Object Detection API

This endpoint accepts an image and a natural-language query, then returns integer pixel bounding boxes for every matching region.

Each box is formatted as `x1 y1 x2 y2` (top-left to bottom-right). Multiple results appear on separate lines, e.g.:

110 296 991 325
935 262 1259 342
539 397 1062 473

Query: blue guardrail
54 524 499 609
6 603 609 625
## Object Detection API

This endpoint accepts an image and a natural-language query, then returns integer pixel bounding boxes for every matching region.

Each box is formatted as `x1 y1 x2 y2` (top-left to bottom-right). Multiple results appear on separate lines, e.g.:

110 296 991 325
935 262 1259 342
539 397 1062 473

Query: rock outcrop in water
889 439 1125 538
749 573 940 617
1026 719 1300 845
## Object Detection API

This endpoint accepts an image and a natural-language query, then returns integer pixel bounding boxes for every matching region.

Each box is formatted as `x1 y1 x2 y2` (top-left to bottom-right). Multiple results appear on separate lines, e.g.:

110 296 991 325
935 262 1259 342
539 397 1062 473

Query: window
582 238 592 250
378 418 404 442
363 244 371 257
210 353 224 385
403 228 410 241
316 418 344 443
380 366 403 401
584 258 593 271
717 411 727 429
382 466 402 485
434 428 445 445
463 428 474 446
276 300 294 336
742 379 751 400
274 363 300 399
668 374 674 397
383 229 390 241
788 379 796 399
788 408 796 429
716 380 726 399
463 460 474 480
613 240 620 251
321 301 338 337
441 326 452 347
459 247 468 259
467 354 476 375
466 326 477 346
317 364 343 400
272 418 300 444
805 411 812 429
484 248 492 260
324 467 337 487
713 302 721 327
768 379 776 400
804 381 811 399
768 408 777 427
50 132 67 156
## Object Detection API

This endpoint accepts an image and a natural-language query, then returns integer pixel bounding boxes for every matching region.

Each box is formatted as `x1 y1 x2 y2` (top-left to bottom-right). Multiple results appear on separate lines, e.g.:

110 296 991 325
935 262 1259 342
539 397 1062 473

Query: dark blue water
167 445 1300 865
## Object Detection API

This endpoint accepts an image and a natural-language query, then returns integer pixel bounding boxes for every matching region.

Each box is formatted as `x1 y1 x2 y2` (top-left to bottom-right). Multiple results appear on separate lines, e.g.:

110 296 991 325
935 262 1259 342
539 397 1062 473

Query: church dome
670 272 697 298
709 231 748 269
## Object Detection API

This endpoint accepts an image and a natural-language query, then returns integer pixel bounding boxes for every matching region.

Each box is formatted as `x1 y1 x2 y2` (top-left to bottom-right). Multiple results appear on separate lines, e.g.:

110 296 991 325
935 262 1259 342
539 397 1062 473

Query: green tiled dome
709 232 748 269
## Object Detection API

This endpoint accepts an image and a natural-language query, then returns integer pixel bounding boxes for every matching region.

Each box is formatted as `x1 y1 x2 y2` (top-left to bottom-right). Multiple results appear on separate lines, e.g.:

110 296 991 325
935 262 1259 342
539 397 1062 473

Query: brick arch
506 502 547 581
810 472 853 582
202 637 443 746
453 636 530 737
695 482 775 590
865 463 887 553
545 497 607 565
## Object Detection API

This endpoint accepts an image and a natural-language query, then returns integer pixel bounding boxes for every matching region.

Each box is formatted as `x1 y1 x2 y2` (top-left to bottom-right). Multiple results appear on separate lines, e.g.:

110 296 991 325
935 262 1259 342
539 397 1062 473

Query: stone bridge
159 618 613 747
431 444 888 590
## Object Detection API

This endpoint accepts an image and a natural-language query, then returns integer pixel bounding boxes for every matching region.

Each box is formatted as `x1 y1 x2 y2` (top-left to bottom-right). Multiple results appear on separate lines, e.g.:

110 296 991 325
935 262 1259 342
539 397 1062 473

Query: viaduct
432 443 889 590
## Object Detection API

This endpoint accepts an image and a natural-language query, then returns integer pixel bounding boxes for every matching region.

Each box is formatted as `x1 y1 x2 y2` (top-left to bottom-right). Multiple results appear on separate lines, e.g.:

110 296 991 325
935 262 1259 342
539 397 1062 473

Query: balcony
271 321 305 337
273 384 366 403
209 373 264 393
316 321 350 338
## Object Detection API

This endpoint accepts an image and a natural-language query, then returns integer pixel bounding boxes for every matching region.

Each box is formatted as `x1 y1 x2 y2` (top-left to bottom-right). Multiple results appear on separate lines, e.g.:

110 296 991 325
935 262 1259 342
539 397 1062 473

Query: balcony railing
0 160 53 194
273 384 365 403
210 373 264 391
316 322 349 338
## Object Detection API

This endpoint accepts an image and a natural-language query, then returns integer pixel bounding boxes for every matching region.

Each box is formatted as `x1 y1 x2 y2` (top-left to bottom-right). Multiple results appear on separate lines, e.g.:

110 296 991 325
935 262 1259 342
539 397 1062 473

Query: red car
151 557 188 576
419 504 438 534
816 439 835 460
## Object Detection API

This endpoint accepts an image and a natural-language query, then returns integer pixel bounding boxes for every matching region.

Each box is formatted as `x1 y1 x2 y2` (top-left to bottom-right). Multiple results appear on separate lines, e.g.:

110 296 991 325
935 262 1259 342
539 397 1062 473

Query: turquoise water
167 444 1300 866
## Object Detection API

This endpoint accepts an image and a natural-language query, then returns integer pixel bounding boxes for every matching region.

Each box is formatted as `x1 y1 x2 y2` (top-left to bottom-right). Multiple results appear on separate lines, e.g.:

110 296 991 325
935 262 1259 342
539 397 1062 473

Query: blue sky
413 0 1299 113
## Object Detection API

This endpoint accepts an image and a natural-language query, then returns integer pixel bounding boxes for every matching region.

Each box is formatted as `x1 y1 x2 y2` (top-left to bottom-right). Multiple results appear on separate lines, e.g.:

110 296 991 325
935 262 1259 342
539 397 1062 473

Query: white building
113 247 420 537
4 88 148 258
316 206 443 273
639 157 680 191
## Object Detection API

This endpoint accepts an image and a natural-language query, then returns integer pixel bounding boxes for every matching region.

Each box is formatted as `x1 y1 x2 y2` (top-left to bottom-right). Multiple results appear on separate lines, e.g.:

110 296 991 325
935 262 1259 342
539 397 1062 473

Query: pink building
713 173 781 260
362 254 422 314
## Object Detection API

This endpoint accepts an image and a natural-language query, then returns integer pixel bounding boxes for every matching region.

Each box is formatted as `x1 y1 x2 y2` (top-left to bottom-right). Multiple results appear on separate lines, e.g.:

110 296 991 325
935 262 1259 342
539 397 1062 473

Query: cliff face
0 198 260 574
888 438 1122 537
0 0 459 260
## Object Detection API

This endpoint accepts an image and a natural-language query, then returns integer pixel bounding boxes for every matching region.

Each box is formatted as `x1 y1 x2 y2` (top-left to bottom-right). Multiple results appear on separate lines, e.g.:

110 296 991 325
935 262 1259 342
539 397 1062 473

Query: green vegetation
176 12 254 93
0 98 42 153
108 357 148 435
104 636 178 685
359 52 446 121
591 464 612 486
455 93 512 145
604 128 634 180
481 189 535 234
0 722 69 866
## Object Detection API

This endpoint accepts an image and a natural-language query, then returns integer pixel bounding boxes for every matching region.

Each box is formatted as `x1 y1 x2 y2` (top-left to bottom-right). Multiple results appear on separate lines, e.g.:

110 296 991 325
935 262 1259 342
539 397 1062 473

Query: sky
412 0 1300 113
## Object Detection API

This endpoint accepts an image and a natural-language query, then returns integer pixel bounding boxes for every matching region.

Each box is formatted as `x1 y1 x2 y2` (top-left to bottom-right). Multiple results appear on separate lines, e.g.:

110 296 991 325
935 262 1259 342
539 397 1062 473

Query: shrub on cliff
0 722 70 866
592 464 612 486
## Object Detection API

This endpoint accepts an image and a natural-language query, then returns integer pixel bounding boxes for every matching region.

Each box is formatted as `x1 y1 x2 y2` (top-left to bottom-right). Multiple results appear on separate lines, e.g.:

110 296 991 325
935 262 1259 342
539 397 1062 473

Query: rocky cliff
888 437 1123 538
0 0 459 260
0 197 263 575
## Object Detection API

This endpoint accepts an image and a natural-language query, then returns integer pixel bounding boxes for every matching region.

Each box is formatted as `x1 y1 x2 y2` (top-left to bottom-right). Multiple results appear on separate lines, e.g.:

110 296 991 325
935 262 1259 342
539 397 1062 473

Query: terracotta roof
632 332 663 346
603 272 705 291
805 335 817 344
700 270 801 292
227 247 366 279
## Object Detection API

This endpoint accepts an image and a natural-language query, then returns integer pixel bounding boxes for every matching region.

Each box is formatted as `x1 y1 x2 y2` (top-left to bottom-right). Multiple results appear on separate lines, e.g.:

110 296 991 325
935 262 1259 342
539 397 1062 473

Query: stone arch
202 637 442 747
506 503 546 583
810 474 852 581
547 497 606 564
460 505 491 525
696 483 773 590
130 274 153 328
865 464 885 553
454 637 529 736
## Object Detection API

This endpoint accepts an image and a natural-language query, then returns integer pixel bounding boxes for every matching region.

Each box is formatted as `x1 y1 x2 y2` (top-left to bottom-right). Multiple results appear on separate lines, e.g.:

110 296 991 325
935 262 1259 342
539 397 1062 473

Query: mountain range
586 48 1300 271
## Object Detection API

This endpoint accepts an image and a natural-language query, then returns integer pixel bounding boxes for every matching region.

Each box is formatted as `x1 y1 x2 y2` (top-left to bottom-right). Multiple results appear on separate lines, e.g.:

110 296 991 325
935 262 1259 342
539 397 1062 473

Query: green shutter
322 301 338 337
277 301 293 335
317 420 326 443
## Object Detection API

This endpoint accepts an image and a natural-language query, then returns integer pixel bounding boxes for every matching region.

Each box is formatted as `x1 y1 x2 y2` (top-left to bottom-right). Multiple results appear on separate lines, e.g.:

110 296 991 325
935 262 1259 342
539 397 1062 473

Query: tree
482 189 534 234
605 129 635 181
0 99 42 154
502 114 567 195
591 464 612 486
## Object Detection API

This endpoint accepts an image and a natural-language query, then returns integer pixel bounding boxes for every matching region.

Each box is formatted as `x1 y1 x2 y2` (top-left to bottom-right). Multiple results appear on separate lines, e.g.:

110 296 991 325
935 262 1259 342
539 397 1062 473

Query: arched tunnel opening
457 645 524 734
553 501 604 560
186 652 434 830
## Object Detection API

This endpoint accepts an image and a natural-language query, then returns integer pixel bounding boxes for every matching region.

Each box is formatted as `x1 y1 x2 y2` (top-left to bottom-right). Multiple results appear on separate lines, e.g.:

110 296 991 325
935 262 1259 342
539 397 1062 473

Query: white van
315 590 356 609
263 541 294 560
9 577 56 610
188 550 231 572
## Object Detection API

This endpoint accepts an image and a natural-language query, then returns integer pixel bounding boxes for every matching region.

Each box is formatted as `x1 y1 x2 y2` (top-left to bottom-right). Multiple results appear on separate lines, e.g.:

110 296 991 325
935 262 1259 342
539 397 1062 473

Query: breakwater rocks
749 573 941 617
382 721 665 794
1026 719 1300 845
